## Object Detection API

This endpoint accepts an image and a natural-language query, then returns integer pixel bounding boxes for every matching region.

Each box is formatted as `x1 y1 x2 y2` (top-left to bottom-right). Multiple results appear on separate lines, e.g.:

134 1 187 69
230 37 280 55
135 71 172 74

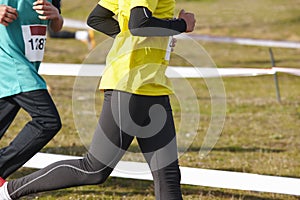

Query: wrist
50 14 63 32
178 18 187 32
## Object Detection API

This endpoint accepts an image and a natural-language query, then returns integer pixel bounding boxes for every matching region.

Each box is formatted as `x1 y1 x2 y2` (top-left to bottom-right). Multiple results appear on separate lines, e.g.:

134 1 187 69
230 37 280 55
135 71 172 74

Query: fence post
269 48 281 103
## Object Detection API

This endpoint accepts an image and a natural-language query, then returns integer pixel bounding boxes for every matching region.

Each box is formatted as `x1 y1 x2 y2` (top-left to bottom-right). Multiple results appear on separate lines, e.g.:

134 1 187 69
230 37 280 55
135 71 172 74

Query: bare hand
0 5 18 26
33 0 60 20
178 9 195 33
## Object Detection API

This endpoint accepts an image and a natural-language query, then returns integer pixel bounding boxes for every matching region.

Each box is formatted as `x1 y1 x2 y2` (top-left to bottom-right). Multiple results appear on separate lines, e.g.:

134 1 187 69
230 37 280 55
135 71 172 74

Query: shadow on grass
42 143 285 158
41 145 88 156
183 146 285 153
41 144 143 156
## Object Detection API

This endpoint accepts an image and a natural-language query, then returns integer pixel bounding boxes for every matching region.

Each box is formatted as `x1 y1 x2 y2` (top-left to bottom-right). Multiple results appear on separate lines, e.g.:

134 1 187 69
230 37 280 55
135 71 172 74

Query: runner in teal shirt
0 0 54 98
0 0 63 181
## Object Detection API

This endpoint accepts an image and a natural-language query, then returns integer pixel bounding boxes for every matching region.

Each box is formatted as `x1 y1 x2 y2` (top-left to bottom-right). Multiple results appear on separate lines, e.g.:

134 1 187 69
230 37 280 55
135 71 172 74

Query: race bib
22 25 47 62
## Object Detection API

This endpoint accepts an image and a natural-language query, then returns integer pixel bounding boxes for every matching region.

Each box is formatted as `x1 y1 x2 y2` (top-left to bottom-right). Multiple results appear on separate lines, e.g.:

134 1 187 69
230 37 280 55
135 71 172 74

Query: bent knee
44 116 61 133
52 116 62 131
82 172 110 185
32 115 62 134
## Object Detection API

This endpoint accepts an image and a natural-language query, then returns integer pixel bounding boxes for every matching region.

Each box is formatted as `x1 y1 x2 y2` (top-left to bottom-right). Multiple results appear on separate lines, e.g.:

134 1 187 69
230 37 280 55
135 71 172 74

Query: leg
0 90 61 178
134 95 182 200
0 97 20 139
7 90 134 199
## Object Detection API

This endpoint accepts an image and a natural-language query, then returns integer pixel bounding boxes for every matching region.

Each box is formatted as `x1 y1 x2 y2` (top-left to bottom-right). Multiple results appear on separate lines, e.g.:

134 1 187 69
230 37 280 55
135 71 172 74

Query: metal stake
269 48 281 103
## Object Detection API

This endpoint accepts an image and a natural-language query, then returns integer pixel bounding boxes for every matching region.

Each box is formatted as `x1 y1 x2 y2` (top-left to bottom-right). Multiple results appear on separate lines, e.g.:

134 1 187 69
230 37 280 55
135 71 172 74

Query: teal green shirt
0 0 52 98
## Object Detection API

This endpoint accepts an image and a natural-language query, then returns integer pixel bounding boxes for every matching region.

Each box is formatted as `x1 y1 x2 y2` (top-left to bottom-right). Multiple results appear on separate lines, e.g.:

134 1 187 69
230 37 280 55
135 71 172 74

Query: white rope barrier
180 34 300 49
63 18 91 30
63 18 300 49
39 63 300 78
23 152 300 196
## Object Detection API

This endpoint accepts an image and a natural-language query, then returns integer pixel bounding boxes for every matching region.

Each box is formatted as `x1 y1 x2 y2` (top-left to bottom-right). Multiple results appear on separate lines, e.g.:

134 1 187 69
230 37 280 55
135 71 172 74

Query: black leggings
8 90 182 200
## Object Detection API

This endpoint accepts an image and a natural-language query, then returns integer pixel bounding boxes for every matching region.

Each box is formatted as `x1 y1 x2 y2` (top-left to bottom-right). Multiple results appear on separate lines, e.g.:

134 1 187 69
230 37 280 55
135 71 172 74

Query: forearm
128 7 187 37
87 4 120 38
49 14 63 32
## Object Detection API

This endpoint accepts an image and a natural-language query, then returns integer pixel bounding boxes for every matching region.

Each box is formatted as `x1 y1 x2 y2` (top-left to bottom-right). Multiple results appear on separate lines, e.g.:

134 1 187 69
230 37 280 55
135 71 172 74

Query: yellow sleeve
98 0 119 15
129 0 159 13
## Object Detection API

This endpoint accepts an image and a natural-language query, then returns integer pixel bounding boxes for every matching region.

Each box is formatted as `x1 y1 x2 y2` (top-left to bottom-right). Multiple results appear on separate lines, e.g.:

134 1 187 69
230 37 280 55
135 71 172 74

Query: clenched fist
178 9 196 32
0 5 18 26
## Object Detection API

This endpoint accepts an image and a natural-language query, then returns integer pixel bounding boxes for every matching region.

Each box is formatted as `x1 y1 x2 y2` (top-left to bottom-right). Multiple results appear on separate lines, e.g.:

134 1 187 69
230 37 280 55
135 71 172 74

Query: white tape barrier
178 34 300 49
23 152 300 196
63 18 300 49
39 63 300 78
63 18 91 30
39 63 105 77
273 67 300 76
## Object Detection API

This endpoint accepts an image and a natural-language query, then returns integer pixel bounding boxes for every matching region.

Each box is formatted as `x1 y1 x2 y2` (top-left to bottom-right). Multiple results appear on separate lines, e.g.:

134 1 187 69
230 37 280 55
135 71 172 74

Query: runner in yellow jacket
0 1 195 199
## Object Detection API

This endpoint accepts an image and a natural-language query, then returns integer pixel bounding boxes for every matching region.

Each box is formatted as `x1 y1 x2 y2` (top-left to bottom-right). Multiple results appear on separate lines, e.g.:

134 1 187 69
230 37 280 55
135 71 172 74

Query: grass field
2 0 300 199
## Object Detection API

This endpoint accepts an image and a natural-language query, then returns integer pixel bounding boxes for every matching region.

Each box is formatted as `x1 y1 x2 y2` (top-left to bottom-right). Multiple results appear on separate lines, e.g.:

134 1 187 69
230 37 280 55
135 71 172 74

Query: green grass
2 0 300 199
